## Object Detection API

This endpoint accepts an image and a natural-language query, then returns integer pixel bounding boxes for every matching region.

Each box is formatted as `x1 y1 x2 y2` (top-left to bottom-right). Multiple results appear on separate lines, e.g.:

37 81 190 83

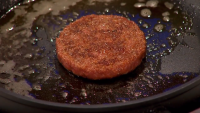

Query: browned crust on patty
56 14 146 80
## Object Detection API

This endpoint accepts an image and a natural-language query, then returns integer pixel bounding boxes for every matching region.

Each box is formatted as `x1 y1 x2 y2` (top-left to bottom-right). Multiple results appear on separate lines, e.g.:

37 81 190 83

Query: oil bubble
73 12 79 16
164 2 174 10
154 24 164 32
134 92 141 97
70 97 78 104
148 84 154 88
161 44 166 48
162 11 170 16
62 92 68 98
146 36 150 39
138 19 143 24
107 89 112 93
157 75 163 80
167 37 171 40
134 3 146 8
142 23 150 28
105 8 109 12
18 65 30 71
146 0 159 8
28 69 35 75
24 53 33 59
120 2 126 6
68 18 74 22
80 89 87 97
141 8 152 18
32 84 41 91
163 16 170 22
174 10 179 14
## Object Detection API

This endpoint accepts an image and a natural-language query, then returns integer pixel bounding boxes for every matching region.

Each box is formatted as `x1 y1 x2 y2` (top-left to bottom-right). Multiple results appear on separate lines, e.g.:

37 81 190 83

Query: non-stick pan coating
0 0 200 108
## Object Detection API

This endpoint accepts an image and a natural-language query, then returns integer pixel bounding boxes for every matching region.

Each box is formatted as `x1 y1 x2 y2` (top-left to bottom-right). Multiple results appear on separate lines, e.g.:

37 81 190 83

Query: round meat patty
56 14 146 80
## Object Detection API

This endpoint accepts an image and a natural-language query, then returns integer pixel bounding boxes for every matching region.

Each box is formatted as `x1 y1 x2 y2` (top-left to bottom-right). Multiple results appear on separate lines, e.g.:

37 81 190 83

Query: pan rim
0 75 200 112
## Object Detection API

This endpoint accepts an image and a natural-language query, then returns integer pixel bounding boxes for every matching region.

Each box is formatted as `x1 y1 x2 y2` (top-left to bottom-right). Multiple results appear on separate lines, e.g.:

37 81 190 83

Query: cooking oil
0 0 199 104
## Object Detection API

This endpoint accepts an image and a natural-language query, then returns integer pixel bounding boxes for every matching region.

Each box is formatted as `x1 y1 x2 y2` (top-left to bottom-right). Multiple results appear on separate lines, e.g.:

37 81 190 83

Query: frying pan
0 0 200 112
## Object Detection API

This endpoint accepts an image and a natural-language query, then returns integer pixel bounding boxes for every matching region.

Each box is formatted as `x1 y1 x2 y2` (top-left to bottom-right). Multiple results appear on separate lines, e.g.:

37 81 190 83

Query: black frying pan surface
0 0 200 107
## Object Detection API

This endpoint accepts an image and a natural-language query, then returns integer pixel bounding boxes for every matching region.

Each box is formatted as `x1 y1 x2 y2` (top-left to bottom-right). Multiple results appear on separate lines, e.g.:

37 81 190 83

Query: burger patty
56 14 146 80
